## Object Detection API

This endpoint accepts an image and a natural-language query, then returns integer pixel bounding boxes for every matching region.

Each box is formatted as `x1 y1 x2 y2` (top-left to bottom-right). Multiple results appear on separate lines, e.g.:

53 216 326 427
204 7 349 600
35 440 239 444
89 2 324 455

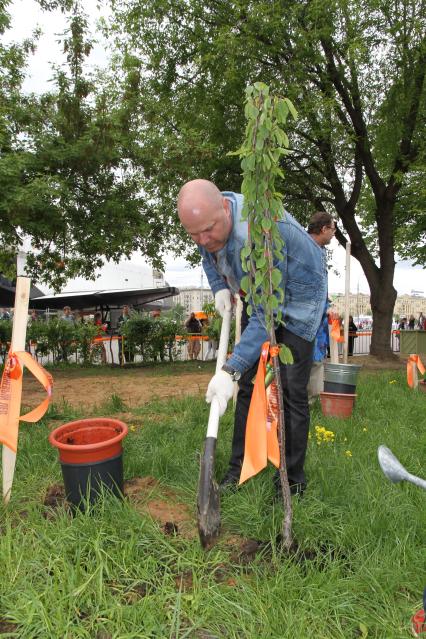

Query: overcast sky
6 0 426 297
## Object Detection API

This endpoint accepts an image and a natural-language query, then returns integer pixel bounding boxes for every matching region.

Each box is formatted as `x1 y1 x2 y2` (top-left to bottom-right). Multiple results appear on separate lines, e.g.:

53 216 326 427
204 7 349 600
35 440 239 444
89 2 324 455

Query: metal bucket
324 363 361 387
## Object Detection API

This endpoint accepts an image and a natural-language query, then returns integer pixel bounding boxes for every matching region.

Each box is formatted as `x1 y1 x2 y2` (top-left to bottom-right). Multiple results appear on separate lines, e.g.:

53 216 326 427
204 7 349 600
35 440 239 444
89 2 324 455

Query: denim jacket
199 192 328 373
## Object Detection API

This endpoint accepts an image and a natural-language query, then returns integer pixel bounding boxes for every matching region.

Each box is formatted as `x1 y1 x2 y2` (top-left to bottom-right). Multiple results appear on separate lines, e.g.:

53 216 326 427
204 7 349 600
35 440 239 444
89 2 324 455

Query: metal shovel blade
196 309 231 548
378 445 426 490
197 437 220 548
378 445 410 483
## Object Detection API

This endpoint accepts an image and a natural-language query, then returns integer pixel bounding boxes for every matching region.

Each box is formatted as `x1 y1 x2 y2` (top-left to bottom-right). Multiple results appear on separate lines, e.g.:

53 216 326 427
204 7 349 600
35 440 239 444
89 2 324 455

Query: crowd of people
398 313 426 331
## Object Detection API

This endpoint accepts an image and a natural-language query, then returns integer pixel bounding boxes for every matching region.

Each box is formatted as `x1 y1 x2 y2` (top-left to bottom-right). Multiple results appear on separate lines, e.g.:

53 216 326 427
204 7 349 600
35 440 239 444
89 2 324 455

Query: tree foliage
0 2 182 289
108 0 426 356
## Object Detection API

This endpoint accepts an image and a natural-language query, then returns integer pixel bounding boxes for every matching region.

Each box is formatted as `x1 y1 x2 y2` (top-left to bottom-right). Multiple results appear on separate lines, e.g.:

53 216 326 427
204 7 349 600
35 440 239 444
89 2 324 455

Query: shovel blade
378 445 409 483
197 437 221 549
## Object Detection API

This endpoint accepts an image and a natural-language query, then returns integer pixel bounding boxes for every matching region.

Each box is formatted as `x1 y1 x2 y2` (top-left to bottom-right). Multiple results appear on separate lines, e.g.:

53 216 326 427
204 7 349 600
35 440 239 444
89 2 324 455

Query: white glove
214 289 232 318
206 370 235 417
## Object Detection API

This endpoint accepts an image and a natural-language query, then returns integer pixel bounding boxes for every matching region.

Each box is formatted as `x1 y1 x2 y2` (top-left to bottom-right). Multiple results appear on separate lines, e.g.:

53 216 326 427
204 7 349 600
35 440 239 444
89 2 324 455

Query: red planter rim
49 418 128 464
319 391 357 399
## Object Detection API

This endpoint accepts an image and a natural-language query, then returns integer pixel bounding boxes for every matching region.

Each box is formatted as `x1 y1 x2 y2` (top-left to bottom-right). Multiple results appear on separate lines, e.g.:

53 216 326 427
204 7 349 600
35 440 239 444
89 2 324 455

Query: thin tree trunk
270 324 292 551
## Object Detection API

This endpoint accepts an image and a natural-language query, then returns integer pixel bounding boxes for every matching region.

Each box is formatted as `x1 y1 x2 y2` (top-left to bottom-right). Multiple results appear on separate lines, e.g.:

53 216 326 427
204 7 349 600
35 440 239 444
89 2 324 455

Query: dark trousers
227 311 314 486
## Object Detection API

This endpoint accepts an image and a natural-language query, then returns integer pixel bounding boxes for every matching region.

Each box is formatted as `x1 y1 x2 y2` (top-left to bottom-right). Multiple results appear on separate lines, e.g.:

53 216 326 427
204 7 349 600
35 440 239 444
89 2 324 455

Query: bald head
177 179 232 252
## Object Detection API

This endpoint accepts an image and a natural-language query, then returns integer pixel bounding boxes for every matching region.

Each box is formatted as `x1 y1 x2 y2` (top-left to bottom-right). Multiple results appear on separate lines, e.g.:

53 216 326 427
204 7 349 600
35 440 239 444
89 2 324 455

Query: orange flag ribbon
0 351 53 453
407 354 425 388
330 317 345 343
239 342 280 485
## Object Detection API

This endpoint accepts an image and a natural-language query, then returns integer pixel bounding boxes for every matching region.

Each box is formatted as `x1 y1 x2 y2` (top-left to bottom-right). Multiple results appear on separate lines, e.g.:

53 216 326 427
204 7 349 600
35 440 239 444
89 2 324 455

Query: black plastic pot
60 454 124 510
49 418 128 511
324 381 356 394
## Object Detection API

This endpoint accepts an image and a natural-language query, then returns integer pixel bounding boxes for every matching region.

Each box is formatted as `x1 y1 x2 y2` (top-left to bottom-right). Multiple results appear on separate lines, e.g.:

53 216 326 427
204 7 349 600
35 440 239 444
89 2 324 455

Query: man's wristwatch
222 364 242 382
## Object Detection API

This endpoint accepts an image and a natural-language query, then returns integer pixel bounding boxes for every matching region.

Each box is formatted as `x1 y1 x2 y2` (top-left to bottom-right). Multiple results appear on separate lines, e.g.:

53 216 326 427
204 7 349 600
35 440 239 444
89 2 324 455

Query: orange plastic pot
319 392 356 418
49 418 128 510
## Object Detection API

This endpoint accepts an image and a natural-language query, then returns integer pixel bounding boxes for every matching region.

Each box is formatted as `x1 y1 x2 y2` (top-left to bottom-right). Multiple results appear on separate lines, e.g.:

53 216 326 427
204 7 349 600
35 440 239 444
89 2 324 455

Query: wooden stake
329 322 339 364
2 258 30 503
343 242 351 364
411 354 419 390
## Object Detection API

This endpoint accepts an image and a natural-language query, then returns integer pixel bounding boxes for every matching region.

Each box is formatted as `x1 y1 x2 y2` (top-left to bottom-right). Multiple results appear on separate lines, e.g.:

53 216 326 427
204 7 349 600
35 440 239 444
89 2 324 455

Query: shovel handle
206 308 232 439
206 397 221 438
215 308 232 373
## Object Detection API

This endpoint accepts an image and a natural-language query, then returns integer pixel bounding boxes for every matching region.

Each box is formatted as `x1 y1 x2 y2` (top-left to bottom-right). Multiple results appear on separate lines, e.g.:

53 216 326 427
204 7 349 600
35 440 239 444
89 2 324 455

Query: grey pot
324 362 362 387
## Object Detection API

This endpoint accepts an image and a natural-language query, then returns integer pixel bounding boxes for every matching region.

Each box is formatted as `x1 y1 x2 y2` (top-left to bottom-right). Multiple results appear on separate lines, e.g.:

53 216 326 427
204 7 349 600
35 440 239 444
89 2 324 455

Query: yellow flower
314 425 335 444
362 428 367 432
129 425 136 432
389 380 397 384
345 450 352 457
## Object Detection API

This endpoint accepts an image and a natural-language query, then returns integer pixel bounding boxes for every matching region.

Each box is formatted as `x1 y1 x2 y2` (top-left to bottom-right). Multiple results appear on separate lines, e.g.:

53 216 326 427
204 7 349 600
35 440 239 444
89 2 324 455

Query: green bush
1 313 189 366
73 322 99 364
122 314 183 362
0 319 12 361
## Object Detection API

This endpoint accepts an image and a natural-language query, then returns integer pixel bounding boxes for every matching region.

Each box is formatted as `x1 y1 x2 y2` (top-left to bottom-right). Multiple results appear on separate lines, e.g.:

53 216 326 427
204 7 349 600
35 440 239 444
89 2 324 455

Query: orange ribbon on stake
0 350 53 453
330 317 345 343
239 342 280 485
406 354 425 389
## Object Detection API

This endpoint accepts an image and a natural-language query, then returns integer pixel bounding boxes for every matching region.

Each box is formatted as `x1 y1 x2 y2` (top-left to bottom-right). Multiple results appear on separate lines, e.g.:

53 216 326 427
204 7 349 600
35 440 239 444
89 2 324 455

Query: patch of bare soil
0 620 18 634
44 483 66 510
42 476 197 538
20 356 405 415
349 354 406 370
21 368 212 412
125 477 197 538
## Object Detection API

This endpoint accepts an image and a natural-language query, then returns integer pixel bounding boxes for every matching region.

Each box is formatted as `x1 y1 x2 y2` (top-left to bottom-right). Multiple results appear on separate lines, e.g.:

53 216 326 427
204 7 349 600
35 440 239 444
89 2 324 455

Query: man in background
60 306 75 323
307 212 336 401
117 304 134 364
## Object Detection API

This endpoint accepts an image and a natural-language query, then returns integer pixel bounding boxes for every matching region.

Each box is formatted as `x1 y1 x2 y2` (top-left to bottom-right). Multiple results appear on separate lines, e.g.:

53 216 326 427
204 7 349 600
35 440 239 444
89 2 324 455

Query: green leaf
262 218 272 232
256 255 266 269
284 97 298 120
240 275 250 294
358 623 368 638
255 270 263 287
279 344 294 365
246 154 256 170
240 245 252 260
271 268 281 288
269 295 279 309
253 81 268 93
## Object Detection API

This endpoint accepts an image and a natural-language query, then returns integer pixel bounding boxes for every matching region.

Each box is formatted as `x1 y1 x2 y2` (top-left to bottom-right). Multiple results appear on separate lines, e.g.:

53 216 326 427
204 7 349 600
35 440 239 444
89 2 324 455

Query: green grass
1 369 425 638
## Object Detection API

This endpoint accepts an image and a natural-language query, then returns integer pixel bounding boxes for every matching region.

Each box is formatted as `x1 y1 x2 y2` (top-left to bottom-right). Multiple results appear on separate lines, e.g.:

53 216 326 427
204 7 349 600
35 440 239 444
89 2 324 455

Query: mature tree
109 0 426 357
0 0 39 277
0 1 178 289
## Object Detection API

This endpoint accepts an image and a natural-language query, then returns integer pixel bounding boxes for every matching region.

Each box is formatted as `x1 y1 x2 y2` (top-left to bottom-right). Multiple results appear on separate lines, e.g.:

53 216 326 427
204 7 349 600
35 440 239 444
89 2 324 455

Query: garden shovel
197 307 232 548
378 445 426 490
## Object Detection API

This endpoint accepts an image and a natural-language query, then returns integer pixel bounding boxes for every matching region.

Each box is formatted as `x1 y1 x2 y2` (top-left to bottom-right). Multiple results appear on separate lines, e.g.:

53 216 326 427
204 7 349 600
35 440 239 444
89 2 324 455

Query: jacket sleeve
200 252 229 295
226 308 270 372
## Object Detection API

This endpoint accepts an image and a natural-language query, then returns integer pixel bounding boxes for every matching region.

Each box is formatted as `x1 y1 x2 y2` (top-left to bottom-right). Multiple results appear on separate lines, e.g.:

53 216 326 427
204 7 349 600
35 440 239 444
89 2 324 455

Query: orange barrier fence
0 330 404 366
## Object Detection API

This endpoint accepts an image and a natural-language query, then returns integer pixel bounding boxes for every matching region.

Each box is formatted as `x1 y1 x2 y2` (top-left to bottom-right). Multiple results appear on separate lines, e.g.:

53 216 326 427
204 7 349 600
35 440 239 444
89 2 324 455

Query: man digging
178 179 328 496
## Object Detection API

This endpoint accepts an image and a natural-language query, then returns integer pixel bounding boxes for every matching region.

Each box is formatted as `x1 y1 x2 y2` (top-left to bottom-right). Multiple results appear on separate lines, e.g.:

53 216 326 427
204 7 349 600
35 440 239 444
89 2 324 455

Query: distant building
60 261 166 293
394 294 426 318
329 292 426 318
172 287 213 314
